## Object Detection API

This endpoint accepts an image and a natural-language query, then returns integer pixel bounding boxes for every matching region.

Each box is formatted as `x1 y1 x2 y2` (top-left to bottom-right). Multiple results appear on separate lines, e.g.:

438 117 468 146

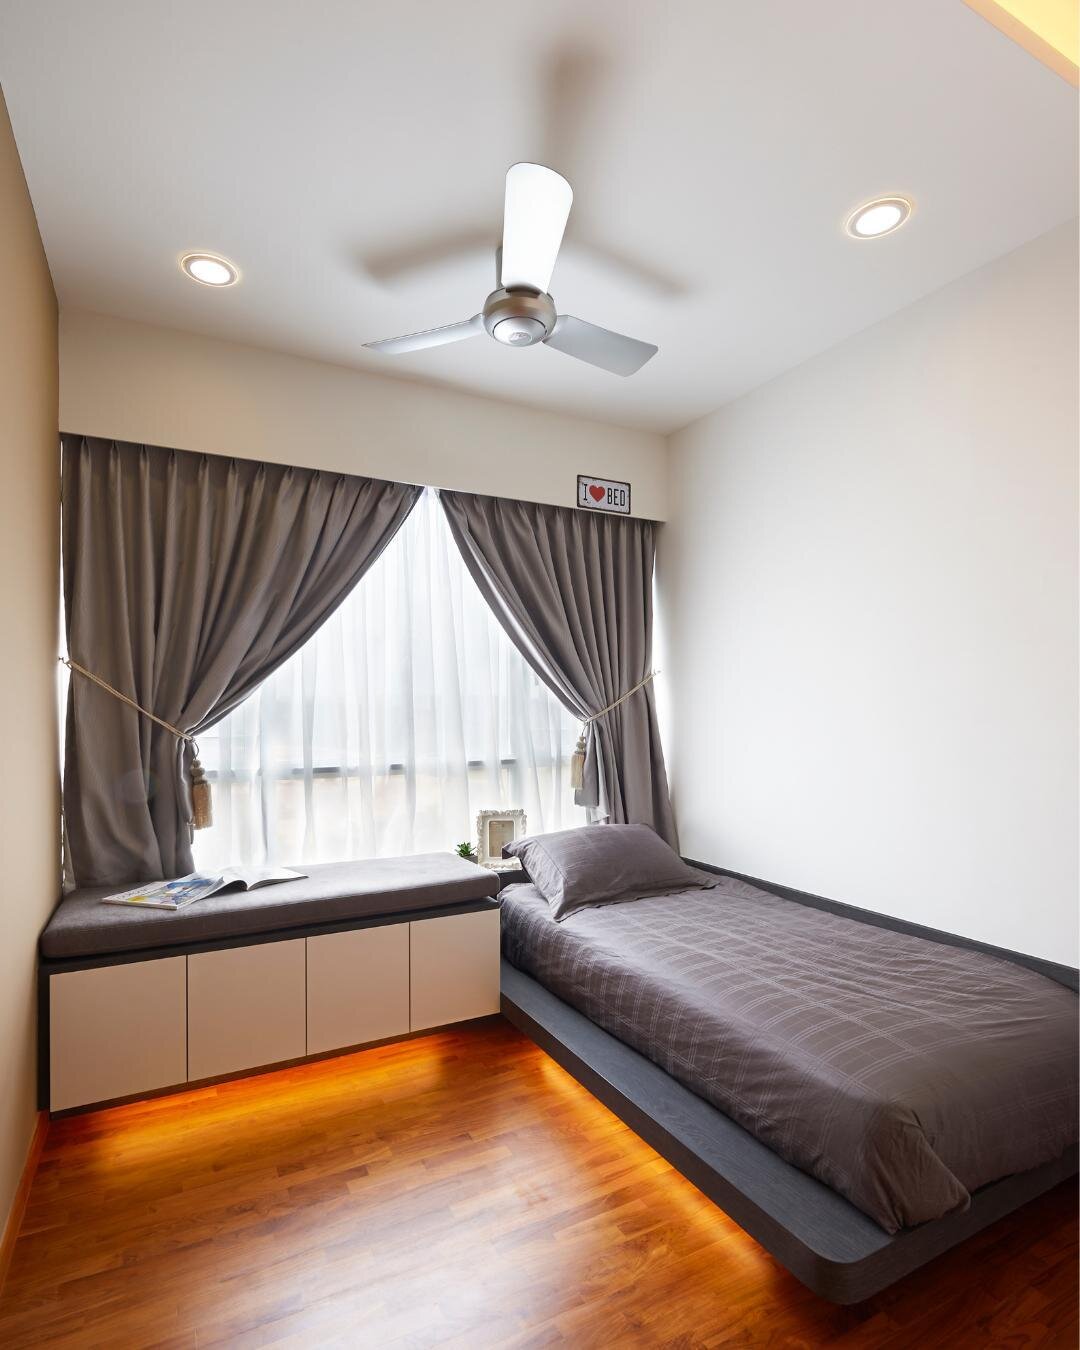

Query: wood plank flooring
0 1018 1075 1348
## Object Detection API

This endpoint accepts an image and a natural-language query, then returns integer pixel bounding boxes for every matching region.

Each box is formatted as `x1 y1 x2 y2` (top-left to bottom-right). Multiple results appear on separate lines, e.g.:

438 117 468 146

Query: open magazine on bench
103 867 306 911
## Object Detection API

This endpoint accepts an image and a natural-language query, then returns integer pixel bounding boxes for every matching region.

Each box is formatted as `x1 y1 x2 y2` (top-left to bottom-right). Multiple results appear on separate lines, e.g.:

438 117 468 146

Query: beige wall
659 221 1079 963
59 310 669 519
0 91 59 1236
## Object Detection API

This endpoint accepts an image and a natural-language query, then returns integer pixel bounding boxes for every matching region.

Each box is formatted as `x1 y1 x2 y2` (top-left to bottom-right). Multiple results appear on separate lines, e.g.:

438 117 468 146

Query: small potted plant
454 840 478 865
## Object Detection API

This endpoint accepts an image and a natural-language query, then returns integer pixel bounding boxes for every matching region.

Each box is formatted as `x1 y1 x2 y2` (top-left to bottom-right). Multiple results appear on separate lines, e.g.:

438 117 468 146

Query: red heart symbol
589 484 605 502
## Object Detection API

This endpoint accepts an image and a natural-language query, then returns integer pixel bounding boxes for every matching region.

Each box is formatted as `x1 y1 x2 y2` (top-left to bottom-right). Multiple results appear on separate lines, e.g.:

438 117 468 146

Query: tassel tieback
189 757 213 830
570 671 659 790
570 735 587 791
61 657 212 831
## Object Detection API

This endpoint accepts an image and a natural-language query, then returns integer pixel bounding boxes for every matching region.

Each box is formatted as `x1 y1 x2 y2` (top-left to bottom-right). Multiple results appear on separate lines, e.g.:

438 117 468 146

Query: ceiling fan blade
544 315 657 376
364 314 484 355
500 163 573 294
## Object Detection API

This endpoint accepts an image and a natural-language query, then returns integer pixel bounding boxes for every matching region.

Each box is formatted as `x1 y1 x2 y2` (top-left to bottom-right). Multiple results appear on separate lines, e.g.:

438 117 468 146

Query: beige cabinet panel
306 925 410 1055
409 909 501 1031
50 957 187 1111
187 940 305 1081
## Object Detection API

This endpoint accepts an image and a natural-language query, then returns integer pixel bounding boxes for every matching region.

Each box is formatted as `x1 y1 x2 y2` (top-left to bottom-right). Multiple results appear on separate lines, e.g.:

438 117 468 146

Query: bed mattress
500 875 1078 1233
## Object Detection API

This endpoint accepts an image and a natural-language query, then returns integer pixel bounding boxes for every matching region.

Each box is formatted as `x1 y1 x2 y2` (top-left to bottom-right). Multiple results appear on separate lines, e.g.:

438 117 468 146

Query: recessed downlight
845 197 912 239
180 252 239 286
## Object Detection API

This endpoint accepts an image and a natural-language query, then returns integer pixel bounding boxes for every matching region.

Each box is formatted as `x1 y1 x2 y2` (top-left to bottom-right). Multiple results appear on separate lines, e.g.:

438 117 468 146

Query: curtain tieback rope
570 671 659 790
60 657 213 830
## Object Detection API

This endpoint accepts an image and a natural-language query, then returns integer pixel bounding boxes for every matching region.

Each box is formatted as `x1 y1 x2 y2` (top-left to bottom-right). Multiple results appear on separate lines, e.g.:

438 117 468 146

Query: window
192 488 584 869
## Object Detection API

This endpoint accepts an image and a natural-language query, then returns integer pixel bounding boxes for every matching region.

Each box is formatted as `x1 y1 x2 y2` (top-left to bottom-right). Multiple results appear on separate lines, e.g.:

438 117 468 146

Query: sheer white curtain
192 488 584 869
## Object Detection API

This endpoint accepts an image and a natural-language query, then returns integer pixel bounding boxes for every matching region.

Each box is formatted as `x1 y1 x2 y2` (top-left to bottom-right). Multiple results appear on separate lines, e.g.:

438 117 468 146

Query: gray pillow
504 824 719 921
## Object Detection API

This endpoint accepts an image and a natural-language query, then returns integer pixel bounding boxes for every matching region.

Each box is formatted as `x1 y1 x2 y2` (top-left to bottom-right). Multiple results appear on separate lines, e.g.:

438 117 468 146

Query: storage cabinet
47 905 500 1110
188 940 306 1081
50 957 187 1111
410 909 501 1030
307 924 410 1054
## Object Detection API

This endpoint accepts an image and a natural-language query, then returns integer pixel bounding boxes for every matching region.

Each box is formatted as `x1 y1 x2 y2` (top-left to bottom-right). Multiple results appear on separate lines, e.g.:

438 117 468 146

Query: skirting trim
0 1111 48 1300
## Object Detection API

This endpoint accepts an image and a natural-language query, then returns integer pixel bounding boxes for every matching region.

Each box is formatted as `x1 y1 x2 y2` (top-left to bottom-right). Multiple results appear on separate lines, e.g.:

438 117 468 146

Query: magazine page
102 866 306 909
103 873 225 910
222 865 307 890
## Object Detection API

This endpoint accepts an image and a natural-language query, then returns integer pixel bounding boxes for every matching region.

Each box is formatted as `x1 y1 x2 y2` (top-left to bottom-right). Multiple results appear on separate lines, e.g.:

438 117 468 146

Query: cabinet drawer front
307 925 410 1055
410 909 501 1031
188 940 305 1081
50 957 187 1111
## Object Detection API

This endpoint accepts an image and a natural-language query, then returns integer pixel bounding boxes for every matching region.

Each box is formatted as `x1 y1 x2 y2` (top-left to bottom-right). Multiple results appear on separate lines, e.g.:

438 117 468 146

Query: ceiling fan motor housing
483 287 556 347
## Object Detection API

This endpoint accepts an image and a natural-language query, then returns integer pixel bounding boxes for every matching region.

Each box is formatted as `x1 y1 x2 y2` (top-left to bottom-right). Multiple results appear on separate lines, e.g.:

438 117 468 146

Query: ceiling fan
364 164 658 377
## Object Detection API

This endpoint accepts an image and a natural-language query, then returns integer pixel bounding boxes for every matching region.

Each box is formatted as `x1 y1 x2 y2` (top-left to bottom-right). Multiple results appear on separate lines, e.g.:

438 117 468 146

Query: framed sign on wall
577 474 631 515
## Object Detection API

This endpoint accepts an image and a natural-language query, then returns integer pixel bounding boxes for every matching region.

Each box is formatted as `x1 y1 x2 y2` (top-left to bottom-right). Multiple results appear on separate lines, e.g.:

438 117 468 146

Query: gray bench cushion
41 854 500 960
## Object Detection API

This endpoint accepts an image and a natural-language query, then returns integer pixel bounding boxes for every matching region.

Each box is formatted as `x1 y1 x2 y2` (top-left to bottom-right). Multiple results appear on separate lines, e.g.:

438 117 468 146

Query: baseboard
0 1111 48 1300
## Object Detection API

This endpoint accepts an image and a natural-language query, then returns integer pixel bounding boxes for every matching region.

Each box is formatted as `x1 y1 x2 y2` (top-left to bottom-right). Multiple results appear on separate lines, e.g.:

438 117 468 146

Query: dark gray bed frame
499 863 1079 1305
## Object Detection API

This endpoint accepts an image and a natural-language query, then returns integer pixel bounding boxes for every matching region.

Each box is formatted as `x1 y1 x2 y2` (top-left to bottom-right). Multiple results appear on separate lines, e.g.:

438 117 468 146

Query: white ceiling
2 0 1076 434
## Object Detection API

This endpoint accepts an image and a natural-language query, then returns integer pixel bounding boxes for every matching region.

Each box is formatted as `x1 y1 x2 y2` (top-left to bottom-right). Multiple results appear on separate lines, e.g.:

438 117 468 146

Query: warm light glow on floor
963 0 1079 85
2 1022 1076 1345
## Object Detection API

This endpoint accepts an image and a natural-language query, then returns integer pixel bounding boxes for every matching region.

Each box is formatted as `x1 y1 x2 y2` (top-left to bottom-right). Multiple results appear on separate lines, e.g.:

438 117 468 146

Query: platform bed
500 866 1079 1306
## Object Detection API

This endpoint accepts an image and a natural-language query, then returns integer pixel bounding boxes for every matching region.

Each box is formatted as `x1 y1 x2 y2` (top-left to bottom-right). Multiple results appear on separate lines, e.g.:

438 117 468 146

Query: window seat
40 853 503 1112
40 853 500 960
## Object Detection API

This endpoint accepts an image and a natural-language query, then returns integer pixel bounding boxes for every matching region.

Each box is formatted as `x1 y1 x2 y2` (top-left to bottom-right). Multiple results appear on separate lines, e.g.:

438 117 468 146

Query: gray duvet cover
500 875 1078 1233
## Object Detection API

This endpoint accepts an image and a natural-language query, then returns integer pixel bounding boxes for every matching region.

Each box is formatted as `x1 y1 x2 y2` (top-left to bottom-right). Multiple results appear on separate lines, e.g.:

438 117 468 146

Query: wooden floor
0 1019 1076 1349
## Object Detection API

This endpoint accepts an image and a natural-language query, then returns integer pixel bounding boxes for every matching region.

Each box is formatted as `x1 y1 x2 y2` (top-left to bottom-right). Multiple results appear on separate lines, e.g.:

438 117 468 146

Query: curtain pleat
438 489 678 848
62 435 421 886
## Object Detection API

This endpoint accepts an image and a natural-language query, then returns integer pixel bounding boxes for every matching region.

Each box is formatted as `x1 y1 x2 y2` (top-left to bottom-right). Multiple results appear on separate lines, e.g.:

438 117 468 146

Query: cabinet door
50 957 187 1111
187 940 305 1081
410 909 501 1031
306 925 410 1055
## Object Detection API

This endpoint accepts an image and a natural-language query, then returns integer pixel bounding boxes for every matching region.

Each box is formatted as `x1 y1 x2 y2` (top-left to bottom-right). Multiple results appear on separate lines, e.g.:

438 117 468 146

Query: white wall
52 227 1080 966
0 89 59 1241
59 310 668 519
659 220 1078 964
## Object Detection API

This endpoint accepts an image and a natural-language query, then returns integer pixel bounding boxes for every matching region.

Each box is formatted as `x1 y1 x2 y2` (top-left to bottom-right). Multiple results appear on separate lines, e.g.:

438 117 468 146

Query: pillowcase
503 823 718 922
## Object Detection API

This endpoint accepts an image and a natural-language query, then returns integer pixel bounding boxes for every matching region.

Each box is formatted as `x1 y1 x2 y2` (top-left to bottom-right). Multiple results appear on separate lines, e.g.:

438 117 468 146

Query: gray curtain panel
62 435 421 886
439 490 677 848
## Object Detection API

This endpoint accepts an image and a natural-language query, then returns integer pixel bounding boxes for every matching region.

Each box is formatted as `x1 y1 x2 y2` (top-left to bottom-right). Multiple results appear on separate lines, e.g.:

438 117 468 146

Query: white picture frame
476 809 527 869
